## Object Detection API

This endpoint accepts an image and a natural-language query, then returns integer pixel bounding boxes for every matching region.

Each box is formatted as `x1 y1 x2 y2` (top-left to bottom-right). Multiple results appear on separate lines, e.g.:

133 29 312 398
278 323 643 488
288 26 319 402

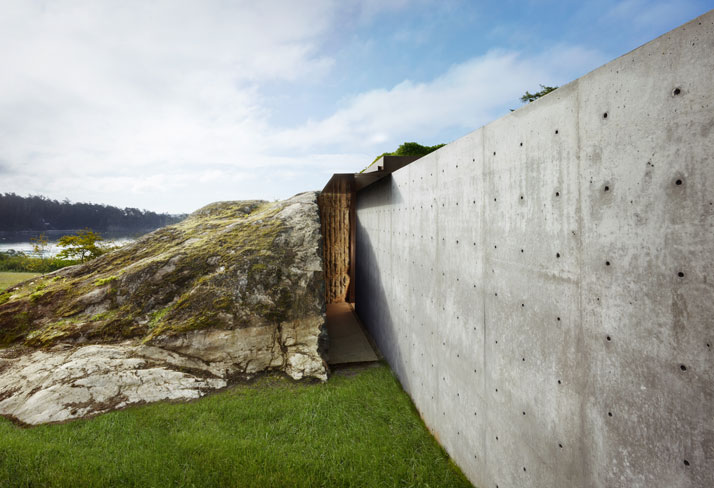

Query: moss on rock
0 192 325 352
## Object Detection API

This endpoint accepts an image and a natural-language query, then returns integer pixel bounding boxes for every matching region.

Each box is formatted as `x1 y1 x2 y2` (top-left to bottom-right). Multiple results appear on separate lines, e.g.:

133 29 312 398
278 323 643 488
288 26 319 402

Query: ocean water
0 237 136 258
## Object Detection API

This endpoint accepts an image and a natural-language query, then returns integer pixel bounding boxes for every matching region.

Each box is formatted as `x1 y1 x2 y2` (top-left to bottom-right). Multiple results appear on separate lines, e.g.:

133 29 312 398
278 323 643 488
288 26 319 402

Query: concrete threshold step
325 302 379 365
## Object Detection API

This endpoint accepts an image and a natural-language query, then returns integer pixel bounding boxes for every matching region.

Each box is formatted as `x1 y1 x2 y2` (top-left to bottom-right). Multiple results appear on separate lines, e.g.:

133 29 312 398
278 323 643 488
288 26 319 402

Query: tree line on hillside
0 193 186 233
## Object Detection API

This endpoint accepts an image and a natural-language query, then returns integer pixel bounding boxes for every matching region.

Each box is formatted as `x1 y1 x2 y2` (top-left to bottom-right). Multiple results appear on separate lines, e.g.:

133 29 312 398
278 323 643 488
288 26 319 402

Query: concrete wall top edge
357 9 714 185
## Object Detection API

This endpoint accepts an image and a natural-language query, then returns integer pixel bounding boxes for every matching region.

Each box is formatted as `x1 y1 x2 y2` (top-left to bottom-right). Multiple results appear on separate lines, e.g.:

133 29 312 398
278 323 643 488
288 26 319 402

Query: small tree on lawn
30 233 49 261
57 229 107 263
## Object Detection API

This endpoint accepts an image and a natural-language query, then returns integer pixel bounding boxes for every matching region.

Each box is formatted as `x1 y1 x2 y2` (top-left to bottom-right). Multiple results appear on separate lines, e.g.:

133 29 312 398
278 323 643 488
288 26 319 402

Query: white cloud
0 1 343 208
0 0 609 213
273 45 607 152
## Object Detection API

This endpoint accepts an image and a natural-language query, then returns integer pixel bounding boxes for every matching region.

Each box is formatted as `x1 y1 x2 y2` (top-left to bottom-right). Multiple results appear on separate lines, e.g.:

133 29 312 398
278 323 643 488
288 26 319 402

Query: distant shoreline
0 229 155 244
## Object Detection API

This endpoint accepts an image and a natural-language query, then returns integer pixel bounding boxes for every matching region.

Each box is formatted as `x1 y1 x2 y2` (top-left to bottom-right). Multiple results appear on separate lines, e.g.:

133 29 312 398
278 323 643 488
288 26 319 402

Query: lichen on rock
0 192 328 425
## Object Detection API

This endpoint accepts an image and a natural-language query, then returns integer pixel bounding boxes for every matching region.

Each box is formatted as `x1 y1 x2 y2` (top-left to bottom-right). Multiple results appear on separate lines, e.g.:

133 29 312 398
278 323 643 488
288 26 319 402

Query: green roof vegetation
361 141 446 173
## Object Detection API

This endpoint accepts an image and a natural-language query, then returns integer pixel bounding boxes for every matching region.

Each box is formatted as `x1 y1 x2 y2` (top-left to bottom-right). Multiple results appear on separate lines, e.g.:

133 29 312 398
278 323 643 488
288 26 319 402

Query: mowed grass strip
0 364 472 488
0 272 41 291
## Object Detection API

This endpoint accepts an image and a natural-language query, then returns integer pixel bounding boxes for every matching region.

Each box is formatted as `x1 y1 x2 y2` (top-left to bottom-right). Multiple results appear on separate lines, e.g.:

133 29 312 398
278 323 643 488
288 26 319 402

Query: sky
1 0 712 214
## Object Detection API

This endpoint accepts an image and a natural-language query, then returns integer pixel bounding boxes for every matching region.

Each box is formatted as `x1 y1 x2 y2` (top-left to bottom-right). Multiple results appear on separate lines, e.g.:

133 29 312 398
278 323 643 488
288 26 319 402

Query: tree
57 229 108 263
30 233 49 261
520 85 558 103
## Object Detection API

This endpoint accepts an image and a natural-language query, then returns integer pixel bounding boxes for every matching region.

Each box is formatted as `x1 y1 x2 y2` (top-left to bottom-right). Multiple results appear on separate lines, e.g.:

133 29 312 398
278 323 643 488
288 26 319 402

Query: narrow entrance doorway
318 174 377 365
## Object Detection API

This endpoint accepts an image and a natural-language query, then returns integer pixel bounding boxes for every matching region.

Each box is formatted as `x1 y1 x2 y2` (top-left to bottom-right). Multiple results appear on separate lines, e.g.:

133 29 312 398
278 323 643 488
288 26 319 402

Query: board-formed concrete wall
355 11 713 488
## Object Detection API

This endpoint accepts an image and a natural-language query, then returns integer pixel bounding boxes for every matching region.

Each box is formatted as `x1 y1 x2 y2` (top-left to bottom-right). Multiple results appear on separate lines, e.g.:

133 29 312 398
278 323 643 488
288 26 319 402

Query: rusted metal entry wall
318 175 354 304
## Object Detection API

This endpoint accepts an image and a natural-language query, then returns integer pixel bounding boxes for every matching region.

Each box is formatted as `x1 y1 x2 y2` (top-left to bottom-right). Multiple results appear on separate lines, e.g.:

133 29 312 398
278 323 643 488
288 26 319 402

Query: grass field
0 271 40 291
0 364 472 488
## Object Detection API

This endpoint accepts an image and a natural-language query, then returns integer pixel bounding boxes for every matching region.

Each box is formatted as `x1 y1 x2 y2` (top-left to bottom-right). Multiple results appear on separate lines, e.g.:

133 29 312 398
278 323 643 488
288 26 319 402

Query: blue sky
1 0 712 213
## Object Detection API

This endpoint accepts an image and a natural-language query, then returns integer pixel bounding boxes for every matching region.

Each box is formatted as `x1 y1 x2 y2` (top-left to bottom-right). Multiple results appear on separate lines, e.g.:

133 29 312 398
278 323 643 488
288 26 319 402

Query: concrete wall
355 11 713 488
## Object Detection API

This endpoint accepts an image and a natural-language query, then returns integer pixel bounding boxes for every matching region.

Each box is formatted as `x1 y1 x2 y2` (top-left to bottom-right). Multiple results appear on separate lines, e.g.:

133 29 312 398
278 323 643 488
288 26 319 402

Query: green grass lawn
0 364 472 488
0 271 41 291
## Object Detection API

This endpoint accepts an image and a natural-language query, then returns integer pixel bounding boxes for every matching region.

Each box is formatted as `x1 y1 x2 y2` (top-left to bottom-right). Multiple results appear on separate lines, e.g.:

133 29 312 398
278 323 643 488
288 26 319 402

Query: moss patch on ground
0 364 472 488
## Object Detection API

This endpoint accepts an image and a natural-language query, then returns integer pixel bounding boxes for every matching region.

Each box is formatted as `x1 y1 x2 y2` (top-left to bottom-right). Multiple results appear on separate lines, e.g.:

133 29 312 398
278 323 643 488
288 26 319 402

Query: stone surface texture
0 192 327 425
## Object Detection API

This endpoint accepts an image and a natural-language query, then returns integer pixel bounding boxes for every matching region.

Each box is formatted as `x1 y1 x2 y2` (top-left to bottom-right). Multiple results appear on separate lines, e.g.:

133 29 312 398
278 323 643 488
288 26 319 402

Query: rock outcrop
0 192 328 425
